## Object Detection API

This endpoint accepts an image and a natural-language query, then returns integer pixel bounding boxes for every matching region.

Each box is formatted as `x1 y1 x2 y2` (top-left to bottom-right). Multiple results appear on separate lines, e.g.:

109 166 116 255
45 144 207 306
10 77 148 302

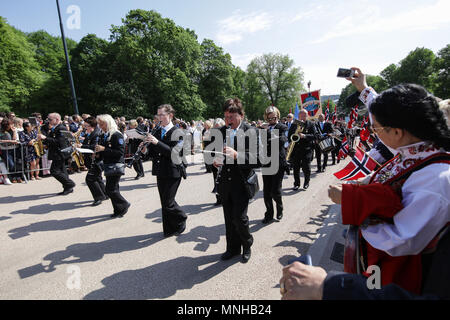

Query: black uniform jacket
261 122 288 170
147 126 186 178
287 120 317 157
43 123 71 161
217 122 260 185
97 131 125 165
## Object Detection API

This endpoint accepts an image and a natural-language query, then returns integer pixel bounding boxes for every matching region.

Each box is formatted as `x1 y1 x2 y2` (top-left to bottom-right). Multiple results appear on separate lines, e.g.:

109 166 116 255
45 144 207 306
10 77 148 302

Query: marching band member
38 113 76 195
213 98 259 263
82 116 108 207
95 114 130 218
314 114 334 172
288 110 317 191
261 106 288 223
142 104 187 237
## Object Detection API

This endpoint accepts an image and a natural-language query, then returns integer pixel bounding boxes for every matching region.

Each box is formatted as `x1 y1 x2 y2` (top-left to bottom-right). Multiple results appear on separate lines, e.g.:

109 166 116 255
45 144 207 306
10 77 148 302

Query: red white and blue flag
337 137 350 160
347 105 359 129
334 148 378 181
301 90 321 118
324 101 330 121
360 115 371 141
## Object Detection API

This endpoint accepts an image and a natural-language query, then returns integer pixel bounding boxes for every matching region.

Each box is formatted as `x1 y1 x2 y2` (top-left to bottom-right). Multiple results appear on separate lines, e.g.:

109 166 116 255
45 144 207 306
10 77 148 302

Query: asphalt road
0 154 346 300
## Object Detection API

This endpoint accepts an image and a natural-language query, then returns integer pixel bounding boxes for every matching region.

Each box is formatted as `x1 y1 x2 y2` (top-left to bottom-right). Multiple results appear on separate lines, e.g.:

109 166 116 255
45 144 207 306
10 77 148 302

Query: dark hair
1 118 12 132
23 122 31 130
158 104 175 115
223 98 244 116
136 116 144 124
370 84 450 151
0 112 6 118
85 116 97 128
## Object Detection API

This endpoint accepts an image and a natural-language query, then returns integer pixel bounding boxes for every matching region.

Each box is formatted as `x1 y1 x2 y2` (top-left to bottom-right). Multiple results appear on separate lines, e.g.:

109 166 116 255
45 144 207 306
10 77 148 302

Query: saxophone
286 120 306 162
71 129 85 168
33 126 45 157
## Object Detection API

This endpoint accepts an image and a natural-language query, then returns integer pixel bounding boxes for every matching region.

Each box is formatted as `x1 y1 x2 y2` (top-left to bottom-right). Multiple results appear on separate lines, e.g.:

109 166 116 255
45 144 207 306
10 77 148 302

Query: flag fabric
360 116 371 141
324 101 330 121
332 104 337 124
334 148 378 181
300 90 321 118
347 105 359 129
338 137 350 160
294 102 300 120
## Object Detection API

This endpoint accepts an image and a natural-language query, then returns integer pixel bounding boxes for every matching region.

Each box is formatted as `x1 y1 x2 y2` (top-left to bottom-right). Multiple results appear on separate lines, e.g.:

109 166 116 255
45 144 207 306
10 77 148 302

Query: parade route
0 154 345 300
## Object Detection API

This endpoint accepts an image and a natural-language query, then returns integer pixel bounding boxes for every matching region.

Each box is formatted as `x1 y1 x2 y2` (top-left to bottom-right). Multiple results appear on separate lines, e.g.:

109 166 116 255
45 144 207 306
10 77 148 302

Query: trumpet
286 120 306 162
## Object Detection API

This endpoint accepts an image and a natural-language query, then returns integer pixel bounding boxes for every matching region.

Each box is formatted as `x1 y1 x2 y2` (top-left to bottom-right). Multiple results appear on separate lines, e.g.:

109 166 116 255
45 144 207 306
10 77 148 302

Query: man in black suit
314 114 334 172
260 106 288 223
142 104 187 238
213 98 260 263
82 116 107 206
287 110 317 191
38 113 76 195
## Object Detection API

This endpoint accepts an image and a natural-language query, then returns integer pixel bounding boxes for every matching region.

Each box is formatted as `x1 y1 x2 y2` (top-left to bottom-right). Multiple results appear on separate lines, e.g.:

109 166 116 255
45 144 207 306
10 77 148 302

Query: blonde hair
97 114 118 140
264 106 280 121
438 99 450 126
129 119 138 128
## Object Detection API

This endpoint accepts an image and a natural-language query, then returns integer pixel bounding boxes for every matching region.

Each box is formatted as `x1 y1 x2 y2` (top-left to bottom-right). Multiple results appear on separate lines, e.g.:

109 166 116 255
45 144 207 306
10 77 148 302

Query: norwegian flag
331 112 337 124
360 115 371 141
347 105 359 129
337 137 350 160
324 101 330 121
334 148 378 181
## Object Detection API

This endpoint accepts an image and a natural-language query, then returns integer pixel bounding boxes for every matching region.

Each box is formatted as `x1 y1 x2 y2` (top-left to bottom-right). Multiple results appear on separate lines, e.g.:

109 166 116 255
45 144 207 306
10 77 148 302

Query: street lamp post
56 0 79 115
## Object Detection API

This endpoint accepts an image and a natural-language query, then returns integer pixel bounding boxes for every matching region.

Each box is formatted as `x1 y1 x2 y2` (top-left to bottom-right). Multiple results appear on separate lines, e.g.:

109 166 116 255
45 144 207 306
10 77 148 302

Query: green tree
108 9 206 119
395 47 436 90
0 17 42 114
198 39 235 119
433 44 450 99
246 53 304 119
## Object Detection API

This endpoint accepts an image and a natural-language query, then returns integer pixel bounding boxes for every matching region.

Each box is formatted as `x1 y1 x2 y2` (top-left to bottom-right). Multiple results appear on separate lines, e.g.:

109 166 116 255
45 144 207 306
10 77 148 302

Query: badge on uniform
118 138 124 145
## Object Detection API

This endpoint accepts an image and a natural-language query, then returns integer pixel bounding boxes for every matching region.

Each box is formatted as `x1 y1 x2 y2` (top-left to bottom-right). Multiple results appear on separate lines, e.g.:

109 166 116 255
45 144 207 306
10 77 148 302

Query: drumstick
201 150 227 156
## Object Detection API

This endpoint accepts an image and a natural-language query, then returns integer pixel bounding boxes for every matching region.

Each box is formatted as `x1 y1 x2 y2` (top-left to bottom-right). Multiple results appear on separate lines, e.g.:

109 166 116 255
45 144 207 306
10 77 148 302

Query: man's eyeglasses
371 125 389 134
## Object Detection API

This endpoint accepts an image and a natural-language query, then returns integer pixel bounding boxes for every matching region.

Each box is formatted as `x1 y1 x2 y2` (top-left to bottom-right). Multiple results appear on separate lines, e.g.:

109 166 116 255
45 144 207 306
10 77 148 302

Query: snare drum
318 137 335 153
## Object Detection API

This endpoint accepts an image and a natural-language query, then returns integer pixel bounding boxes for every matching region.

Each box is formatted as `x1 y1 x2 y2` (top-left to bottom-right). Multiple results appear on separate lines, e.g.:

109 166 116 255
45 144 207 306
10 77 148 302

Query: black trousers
132 159 144 176
157 176 187 235
86 162 107 201
292 152 312 187
333 140 342 163
315 145 329 170
211 165 222 203
105 175 129 214
262 167 284 219
219 181 253 253
50 159 75 190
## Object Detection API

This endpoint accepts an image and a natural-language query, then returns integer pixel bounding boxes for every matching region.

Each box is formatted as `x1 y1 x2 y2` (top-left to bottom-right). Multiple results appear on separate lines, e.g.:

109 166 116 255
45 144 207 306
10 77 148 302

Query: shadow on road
274 204 334 266
0 193 57 204
8 214 112 239
9 201 93 215
17 232 166 279
83 253 237 300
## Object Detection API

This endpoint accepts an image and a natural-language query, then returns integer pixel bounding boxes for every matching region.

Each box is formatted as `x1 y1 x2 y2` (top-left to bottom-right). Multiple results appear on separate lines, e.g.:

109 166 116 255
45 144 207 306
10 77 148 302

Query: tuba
286 120 306 162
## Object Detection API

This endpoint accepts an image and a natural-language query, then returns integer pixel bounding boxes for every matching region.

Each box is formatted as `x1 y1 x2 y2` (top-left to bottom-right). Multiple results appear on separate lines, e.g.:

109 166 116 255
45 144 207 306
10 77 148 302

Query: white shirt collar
162 122 174 132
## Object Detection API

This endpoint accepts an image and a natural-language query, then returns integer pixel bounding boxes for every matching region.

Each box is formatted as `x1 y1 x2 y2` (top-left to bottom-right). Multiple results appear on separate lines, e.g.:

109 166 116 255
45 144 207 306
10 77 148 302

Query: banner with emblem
300 90 322 119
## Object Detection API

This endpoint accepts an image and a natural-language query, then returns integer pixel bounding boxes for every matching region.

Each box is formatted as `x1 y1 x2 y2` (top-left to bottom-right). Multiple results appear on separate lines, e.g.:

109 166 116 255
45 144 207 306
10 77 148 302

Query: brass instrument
33 126 45 157
286 120 306 162
71 130 85 168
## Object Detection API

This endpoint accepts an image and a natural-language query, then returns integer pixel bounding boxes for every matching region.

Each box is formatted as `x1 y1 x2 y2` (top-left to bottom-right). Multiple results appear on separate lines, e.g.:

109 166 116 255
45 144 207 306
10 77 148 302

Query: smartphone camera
337 68 355 78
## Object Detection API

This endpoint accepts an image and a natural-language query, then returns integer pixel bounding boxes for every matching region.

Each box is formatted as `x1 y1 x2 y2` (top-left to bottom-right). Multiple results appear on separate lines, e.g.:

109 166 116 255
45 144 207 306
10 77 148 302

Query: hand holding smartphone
337 68 355 78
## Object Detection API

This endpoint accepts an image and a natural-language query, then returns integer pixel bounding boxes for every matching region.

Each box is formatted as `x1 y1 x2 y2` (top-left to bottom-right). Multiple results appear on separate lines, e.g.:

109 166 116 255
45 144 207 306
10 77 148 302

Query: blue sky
1 0 449 95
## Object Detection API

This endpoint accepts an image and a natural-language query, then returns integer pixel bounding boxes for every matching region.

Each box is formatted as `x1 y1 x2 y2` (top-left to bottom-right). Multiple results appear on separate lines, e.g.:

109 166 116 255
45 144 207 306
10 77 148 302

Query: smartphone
287 254 313 266
337 68 355 78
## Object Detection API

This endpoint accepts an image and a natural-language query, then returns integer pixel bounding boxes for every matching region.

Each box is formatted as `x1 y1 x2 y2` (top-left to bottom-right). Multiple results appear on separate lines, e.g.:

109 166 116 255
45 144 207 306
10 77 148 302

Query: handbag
241 169 259 199
103 163 126 177
60 146 74 160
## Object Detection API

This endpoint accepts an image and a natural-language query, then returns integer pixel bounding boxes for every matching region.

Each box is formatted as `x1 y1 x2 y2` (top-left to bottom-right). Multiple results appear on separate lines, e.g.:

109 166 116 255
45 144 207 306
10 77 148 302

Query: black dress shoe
110 213 122 219
242 247 251 263
221 251 240 261
262 217 272 224
277 212 283 220
119 202 131 217
92 200 102 207
293 185 300 191
303 183 309 190
214 201 222 206
174 224 186 236
322 167 326 172
58 188 73 196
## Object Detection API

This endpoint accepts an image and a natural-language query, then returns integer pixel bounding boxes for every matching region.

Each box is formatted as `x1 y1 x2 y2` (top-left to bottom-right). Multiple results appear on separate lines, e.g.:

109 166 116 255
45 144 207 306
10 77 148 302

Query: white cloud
216 11 273 45
230 53 261 70
313 0 450 44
